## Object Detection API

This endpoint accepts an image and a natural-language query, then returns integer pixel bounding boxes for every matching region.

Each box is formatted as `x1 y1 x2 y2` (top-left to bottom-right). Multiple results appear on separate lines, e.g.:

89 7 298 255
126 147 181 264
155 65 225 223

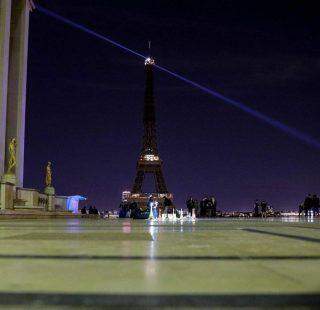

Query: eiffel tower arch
127 57 173 209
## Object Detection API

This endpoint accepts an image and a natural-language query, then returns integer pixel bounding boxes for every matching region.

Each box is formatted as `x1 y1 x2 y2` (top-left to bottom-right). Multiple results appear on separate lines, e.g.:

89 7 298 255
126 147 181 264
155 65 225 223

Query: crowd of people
80 205 99 215
186 196 217 217
119 196 174 219
299 194 320 216
252 199 274 217
80 194 320 219
80 206 118 218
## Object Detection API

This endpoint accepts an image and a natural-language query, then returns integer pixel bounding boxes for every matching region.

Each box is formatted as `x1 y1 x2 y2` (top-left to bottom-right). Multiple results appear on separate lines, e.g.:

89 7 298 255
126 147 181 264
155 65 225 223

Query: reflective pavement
0 217 319 307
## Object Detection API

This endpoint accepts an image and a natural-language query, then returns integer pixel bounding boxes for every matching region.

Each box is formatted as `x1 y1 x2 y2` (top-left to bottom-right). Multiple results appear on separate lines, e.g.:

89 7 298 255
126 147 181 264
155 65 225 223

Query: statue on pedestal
44 161 55 197
45 161 52 187
1 138 17 185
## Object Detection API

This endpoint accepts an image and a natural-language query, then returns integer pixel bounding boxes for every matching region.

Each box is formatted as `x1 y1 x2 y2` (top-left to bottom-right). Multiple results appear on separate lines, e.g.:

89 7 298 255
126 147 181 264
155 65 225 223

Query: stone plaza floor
0 217 319 308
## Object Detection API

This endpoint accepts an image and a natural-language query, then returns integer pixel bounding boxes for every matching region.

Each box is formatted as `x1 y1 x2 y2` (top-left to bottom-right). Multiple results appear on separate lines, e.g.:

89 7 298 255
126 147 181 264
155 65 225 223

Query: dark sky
25 0 320 211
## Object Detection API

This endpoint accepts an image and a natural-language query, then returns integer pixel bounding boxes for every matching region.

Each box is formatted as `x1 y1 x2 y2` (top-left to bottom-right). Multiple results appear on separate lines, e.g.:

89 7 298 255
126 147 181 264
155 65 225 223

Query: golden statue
7 138 17 174
45 161 52 187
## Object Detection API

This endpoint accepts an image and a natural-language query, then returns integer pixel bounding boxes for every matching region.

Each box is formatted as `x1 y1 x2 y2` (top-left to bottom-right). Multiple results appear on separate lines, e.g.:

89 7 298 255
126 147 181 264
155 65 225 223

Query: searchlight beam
35 4 320 150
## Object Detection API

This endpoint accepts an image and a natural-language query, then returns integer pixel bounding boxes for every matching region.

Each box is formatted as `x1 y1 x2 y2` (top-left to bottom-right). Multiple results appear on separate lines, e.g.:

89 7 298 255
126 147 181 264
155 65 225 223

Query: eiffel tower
127 56 173 208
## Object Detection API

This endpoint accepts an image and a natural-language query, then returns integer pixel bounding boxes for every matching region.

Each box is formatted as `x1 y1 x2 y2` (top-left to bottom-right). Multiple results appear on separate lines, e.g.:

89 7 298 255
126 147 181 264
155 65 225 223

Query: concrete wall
0 183 69 212
54 196 68 211
16 187 39 206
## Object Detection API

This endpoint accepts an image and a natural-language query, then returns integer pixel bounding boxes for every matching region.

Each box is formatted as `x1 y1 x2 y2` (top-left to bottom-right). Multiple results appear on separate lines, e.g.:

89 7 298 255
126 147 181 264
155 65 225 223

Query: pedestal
46 195 55 212
44 186 55 196
0 181 14 210
44 187 55 212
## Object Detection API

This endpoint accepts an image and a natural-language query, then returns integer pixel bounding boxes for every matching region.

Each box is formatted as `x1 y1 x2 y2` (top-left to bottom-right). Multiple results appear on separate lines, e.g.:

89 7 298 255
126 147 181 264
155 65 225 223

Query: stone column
0 0 12 180
5 0 30 187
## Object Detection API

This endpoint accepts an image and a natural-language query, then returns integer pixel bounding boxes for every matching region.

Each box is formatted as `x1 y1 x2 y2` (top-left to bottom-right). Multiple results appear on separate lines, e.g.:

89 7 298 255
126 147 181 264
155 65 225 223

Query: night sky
25 0 319 211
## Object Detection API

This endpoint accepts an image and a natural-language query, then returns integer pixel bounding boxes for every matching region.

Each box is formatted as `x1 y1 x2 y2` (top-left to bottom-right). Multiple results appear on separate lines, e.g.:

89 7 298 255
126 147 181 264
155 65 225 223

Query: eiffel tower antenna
148 40 151 54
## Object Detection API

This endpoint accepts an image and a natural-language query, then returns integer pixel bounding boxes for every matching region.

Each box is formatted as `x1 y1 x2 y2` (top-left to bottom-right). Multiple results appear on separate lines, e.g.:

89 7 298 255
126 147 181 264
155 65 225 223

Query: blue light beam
36 4 320 150
36 5 146 60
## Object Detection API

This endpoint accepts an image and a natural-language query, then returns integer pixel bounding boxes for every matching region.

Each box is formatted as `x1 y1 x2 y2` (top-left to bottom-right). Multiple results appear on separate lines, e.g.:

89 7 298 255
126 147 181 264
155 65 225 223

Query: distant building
122 191 131 202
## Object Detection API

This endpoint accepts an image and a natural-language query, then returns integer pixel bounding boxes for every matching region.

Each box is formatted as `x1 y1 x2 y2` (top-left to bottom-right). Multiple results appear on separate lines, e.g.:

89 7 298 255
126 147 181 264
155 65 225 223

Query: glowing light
66 195 86 213
143 154 159 161
122 190 131 201
122 221 132 234
36 4 320 150
145 57 155 66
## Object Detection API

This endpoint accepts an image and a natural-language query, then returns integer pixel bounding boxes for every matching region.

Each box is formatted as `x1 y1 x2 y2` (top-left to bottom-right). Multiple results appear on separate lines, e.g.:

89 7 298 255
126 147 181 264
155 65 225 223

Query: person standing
186 197 194 215
253 200 260 217
304 194 312 216
210 196 217 217
194 199 200 217
312 194 319 216
261 201 267 218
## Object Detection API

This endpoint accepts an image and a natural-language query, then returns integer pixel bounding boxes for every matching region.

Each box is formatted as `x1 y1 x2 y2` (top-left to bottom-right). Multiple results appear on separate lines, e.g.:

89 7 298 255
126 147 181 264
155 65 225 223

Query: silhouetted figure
88 206 94 214
119 202 127 218
194 199 200 217
204 197 216 217
304 194 313 216
186 197 194 214
200 197 208 217
210 196 217 217
199 199 204 216
128 201 138 218
261 201 267 218
164 196 173 214
312 194 319 216
164 197 172 207
80 206 87 215
298 203 304 216
253 199 260 217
